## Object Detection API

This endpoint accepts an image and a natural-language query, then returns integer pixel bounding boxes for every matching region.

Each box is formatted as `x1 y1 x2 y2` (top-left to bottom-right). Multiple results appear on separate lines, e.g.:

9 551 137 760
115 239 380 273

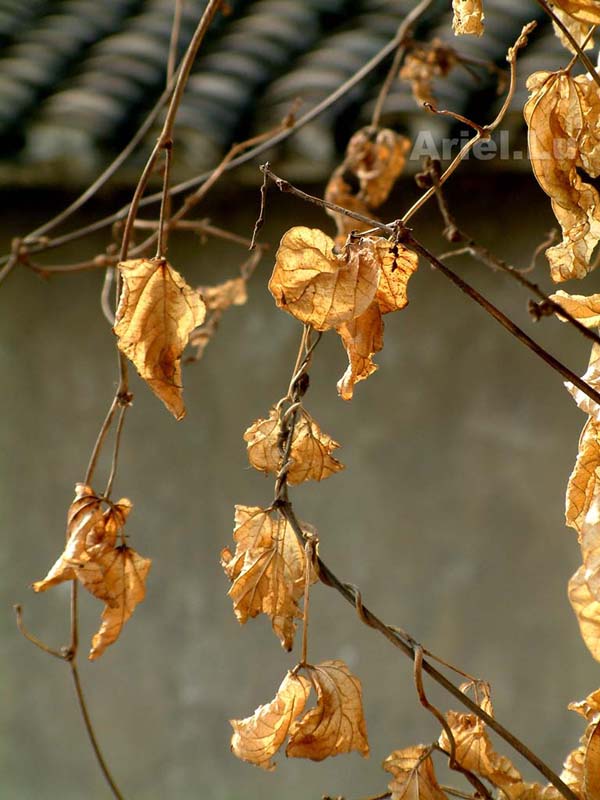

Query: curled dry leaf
566 344 600 421
524 72 600 282
553 0 600 24
221 506 317 650
286 660 369 761
585 721 600 800
452 0 484 36
569 564 600 661
269 227 379 331
230 670 311 771
243 407 344 484
565 418 600 533
325 127 410 238
399 39 458 108
337 239 418 400
114 258 206 419
550 291 600 329
569 688 600 721
382 745 448 800
199 276 248 312
551 6 595 54
88 544 151 660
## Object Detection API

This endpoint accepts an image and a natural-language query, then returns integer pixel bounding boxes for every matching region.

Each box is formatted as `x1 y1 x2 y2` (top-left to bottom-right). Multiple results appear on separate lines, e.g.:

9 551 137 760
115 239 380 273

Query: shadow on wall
0 176 595 799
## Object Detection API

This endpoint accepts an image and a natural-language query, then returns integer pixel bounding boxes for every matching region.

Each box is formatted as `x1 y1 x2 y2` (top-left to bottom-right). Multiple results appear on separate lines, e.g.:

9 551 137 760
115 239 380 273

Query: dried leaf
337 303 384 401
569 689 600 722
524 72 600 282
336 239 418 400
566 418 600 533
114 258 206 419
243 408 344 484
552 6 595 54
286 660 369 760
568 564 600 661
553 0 600 24
88 544 151 660
230 670 311 771
221 506 316 650
400 40 459 107
566 345 600 420
550 291 600 329
199 277 248 311
269 227 379 331
383 745 448 800
452 0 484 36
561 742 586 795
32 484 105 592
585 721 600 800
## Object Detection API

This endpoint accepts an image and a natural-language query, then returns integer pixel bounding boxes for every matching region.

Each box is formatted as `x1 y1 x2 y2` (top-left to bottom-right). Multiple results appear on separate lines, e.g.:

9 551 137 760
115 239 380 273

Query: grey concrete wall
1 177 596 798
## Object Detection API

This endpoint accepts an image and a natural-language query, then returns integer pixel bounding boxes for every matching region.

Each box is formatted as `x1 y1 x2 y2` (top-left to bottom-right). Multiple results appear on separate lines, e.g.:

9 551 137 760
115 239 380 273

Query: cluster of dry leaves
32 484 150 659
383 682 600 800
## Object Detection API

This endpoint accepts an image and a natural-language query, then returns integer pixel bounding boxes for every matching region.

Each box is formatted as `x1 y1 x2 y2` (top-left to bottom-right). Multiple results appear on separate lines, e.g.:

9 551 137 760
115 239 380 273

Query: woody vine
7 0 600 798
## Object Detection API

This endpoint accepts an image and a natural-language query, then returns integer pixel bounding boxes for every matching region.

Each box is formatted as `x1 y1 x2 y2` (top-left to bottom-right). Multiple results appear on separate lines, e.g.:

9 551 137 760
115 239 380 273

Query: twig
370 0 435 127
166 0 184 86
13 605 65 661
250 163 269 250
104 405 128 499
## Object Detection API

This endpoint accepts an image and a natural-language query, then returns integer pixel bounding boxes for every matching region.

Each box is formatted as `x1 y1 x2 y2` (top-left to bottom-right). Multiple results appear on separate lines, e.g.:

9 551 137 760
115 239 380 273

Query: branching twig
535 0 600 88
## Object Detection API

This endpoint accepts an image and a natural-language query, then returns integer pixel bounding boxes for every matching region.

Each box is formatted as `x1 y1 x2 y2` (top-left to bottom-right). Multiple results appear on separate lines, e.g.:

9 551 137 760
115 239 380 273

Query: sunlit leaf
382 745 448 800
452 0 484 36
286 660 369 760
569 564 600 661
221 506 316 650
244 408 344 484
230 670 311 770
553 0 600 24
565 418 600 533
114 258 206 419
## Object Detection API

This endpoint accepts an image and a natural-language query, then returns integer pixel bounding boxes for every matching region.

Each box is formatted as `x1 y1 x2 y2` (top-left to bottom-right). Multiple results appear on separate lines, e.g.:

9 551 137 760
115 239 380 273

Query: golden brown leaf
88 544 151 660
336 239 418 400
243 408 344 484
399 40 459 107
199 277 248 311
286 660 369 760
569 689 600 721
114 258 206 419
566 345 600 421
230 670 311 771
550 291 600 329
561 742 586 796
569 564 600 661
269 227 379 331
337 302 384 401
32 484 105 592
566 418 600 533
524 72 600 282
452 0 484 36
382 745 448 800
551 6 595 54
221 506 316 650
553 0 600 24
585 721 600 800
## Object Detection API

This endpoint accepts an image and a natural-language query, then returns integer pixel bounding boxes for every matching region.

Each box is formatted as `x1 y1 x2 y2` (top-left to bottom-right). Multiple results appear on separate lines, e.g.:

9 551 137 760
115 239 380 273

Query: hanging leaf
550 291 600 329
551 6 595 54
199 277 248 311
221 506 316 651
553 0 600 24
400 40 459 108
569 565 600 661
565 418 600 533
585 721 600 800
114 258 206 419
244 408 344 484
452 0 484 36
286 660 369 760
230 670 311 770
524 72 600 282
382 746 448 800
88 544 151 660
565 344 600 421
269 227 379 331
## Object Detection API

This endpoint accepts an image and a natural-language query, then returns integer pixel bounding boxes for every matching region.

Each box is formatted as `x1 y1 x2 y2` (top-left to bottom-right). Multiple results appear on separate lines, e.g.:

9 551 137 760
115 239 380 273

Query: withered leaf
550 291 600 329
551 6 595 54
561 742 586 795
221 506 316 650
243 407 344 485
286 660 369 760
569 688 600 721
230 670 311 771
382 745 448 800
400 40 458 108
566 418 600 533
33 484 104 592
568 564 600 661
524 72 600 282
585 721 600 800
269 227 379 331
452 0 484 36
88 544 151 660
336 239 418 400
114 258 206 419
199 277 247 312
565 344 600 421
554 0 600 24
